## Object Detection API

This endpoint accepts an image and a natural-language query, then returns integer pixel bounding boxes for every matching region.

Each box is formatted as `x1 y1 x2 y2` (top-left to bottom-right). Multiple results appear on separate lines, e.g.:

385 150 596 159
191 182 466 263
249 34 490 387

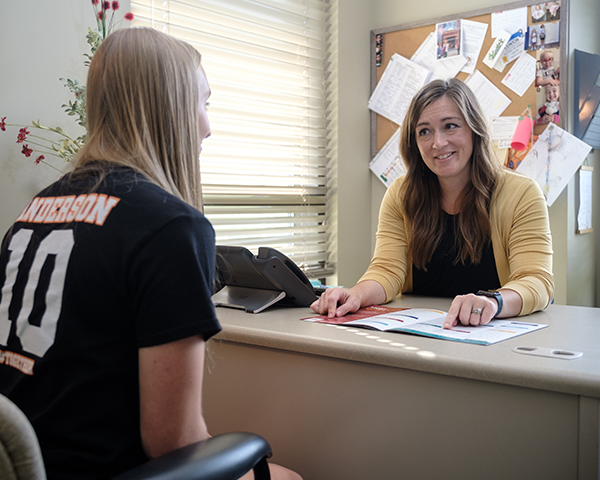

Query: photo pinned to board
531 3 547 22
535 47 560 128
531 1 560 23
547 1 561 20
527 21 560 52
436 20 463 61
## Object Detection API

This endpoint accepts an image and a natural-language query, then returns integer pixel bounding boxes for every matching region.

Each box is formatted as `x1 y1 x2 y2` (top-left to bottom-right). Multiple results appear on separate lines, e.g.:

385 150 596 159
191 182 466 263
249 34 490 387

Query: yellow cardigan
358 169 554 315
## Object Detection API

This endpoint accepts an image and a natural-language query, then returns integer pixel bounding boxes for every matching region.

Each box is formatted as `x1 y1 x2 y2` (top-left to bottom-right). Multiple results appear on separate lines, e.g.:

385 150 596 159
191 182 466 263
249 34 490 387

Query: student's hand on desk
310 287 361 318
443 293 498 329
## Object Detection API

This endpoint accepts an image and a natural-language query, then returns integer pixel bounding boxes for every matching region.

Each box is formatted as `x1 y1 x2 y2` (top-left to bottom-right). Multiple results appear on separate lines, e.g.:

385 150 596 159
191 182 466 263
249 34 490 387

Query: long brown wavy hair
73 28 204 211
399 78 501 269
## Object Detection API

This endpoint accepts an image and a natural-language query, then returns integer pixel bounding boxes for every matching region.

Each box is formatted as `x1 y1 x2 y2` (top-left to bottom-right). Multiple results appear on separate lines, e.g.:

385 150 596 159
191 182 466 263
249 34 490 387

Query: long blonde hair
74 28 204 211
399 78 501 268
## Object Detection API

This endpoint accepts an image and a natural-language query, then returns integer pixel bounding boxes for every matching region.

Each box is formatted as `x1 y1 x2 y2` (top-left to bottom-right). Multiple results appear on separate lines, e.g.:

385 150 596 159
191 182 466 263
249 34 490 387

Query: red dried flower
112 1 120 11
124 12 134 21
35 155 45 165
97 11 105 20
103 1 111 10
91 0 100 4
21 145 33 158
0 117 6 132
16 127 30 143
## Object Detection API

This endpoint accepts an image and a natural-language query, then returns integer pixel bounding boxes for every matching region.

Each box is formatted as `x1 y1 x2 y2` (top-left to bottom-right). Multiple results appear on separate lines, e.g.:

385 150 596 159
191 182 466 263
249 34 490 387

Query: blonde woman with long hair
0 28 300 480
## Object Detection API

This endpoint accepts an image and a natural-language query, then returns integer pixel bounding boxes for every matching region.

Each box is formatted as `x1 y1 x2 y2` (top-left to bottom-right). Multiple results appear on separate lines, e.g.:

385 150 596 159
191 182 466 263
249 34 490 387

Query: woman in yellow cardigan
312 78 553 328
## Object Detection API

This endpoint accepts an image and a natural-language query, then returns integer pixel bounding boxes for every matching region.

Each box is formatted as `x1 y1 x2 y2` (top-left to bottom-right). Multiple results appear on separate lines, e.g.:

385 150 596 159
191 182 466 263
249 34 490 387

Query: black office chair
113 433 272 480
0 393 271 480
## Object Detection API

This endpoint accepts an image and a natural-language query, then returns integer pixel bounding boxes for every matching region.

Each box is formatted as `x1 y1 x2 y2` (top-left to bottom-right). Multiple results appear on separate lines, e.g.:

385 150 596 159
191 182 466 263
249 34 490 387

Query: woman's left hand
443 293 498 329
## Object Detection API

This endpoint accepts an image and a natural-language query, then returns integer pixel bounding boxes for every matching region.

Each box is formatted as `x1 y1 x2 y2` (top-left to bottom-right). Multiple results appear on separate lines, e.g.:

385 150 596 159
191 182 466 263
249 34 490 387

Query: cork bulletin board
370 0 569 158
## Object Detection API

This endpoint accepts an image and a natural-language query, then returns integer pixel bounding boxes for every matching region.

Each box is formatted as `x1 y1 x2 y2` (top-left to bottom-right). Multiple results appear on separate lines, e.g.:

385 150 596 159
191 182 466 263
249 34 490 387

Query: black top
412 212 501 297
0 165 221 479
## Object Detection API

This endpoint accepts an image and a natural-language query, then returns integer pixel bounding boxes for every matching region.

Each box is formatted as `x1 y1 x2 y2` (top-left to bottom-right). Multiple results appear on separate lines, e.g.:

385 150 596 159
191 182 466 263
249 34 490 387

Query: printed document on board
369 128 406 188
368 53 430 126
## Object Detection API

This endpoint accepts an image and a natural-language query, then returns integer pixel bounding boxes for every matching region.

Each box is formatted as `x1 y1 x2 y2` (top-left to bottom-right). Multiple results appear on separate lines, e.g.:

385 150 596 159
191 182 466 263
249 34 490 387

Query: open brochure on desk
302 305 548 346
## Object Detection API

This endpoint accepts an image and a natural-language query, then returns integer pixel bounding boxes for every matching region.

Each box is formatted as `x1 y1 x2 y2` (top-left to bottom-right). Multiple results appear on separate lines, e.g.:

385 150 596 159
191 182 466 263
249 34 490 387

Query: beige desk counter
204 296 600 480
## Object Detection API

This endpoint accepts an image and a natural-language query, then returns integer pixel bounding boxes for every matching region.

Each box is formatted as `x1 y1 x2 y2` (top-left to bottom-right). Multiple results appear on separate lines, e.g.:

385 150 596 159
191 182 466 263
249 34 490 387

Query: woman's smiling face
415 96 474 188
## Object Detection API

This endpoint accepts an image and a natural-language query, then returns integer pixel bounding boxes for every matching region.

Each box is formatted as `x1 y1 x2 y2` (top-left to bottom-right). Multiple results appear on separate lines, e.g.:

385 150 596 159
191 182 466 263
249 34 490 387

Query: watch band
476 290 503 318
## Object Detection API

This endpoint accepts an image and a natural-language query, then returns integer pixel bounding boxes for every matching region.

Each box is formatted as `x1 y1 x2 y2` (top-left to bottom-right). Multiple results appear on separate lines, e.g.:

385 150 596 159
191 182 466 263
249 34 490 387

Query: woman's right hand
310 281 386 318
310 287 362 318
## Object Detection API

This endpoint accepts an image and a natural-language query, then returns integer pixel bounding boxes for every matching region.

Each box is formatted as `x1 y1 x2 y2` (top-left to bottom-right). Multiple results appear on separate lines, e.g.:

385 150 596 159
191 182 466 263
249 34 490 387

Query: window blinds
130 0 334 277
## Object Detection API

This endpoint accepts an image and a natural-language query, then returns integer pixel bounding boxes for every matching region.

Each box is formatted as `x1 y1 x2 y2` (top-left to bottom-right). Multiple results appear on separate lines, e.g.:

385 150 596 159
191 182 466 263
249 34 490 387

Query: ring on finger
471 307 483 315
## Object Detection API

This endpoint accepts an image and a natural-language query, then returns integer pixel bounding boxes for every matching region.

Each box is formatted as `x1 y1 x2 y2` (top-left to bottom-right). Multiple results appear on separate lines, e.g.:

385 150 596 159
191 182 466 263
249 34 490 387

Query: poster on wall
516 123 592 206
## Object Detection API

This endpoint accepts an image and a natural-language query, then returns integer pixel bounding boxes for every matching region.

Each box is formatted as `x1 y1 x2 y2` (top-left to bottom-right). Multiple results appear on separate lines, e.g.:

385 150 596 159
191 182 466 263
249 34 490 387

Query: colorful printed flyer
303 306 548 346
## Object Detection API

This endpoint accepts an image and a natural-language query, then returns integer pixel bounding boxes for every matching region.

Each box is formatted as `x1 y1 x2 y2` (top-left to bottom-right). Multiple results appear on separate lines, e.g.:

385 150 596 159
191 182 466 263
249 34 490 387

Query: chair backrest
0 394 46 480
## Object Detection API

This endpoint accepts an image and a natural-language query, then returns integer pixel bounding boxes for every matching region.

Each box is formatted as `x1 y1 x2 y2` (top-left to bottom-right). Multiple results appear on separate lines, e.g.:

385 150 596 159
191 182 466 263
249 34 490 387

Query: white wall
0 1 100 235
329 0 376 287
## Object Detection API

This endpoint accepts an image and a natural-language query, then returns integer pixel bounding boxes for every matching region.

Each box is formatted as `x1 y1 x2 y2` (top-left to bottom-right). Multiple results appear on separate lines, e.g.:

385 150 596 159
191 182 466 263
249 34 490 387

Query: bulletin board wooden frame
370 0 569 157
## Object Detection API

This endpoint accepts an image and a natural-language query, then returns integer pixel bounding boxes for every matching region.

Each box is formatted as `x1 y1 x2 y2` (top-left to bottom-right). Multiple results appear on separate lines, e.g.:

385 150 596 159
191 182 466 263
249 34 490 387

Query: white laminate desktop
203 296 600 480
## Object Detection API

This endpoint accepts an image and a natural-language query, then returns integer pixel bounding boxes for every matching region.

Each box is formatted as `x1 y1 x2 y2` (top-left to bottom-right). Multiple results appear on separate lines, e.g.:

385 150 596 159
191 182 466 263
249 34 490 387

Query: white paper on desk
494 30 526 72
369 128 406 188
411 33 467 81
368 53 430 126
516 123 593 206
501 52 536 97
578 168 593 232
460 19 488 75
464 70 511 118
491 7 527 39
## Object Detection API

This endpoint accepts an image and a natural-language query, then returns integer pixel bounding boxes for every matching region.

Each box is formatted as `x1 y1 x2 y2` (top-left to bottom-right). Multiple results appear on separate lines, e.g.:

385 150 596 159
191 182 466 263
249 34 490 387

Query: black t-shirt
0 166 221 479
412 212 501 297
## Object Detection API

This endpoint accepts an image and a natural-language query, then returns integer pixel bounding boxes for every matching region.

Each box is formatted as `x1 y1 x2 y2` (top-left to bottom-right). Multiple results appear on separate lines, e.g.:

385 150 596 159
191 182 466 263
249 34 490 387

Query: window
130 0 335 277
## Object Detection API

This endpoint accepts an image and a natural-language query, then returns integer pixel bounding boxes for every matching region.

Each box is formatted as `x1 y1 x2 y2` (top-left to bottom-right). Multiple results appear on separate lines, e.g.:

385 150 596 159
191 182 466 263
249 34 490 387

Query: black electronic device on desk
212 246 318 313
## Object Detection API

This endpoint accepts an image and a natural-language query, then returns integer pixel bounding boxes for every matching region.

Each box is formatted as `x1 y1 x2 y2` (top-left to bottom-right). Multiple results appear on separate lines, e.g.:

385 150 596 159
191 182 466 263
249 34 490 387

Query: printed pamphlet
303 305 547 346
